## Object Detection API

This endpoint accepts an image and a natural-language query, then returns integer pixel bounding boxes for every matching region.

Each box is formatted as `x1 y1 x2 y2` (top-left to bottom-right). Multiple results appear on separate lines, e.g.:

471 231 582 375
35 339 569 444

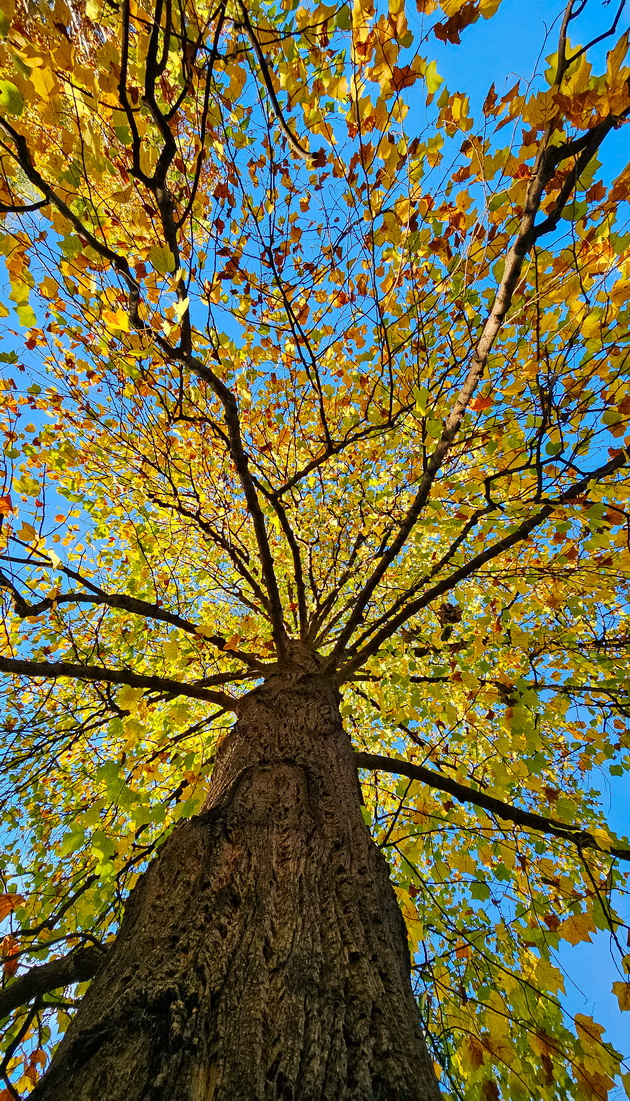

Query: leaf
335 4 351 29
589 826 613 851
148 245 176 274
16 522 38 542
613 982 630 1011
574 1014 605 1048
470 880 491 901
424 60 443 95
29 64 58 101
0 893 24 919
558 912 594 945
0 494 14 515
469 394 492 412
434 1 479 44
16 304 37 328
0 80 24 115
1 934 19 976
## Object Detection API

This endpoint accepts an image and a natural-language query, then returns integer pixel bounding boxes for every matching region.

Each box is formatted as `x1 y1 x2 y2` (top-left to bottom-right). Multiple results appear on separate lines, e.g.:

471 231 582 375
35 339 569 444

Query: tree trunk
32 662 442 1100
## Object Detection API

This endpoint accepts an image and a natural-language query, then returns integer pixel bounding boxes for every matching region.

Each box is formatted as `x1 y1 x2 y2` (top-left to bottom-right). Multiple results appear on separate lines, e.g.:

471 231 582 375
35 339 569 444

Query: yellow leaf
162 639 181 661
612 982 630 1011
195 625 216 639
558 912 593 946
607 30 629 83
16 522 38 542
458 1035 485 1072
40 276 60 299
574 1014 605 1049
29 65 58 102
102 308 130 332
117 687 143 713
589 826 613 851
148 244 176 275
479 0 502 16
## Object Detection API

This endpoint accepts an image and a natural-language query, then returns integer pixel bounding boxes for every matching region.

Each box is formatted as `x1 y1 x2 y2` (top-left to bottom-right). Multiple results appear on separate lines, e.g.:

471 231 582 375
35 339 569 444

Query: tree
0 0 629 1095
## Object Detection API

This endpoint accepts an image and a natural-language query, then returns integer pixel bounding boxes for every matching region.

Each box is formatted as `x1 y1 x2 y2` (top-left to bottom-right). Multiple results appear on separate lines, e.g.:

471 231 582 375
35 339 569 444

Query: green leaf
335 4 351 30
16 304 37 327
470 880 491 901
0 80 24 115
149 244 176 274
60 827 86 857
424 60 443 95
91 830 116 860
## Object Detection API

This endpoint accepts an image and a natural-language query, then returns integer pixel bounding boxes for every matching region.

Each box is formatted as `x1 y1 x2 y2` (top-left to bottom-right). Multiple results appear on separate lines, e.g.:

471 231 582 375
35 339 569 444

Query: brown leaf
390 65 420 91
482 1080 500 1101
310 148 327 168
434 1 479 44
469 394 492 411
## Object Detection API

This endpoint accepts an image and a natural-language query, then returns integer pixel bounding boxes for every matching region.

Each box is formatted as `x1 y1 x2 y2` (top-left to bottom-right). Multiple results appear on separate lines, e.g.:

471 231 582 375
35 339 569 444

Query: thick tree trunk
32 663 442 1100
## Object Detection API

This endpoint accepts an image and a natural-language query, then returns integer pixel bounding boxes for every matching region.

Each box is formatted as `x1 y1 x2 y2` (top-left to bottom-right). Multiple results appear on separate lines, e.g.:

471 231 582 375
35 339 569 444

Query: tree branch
237 1 313 161
0 656 237 708
0 945 106 1020
0 198 48 213
176 352 290 658
338 448 629 677
354 752 630 862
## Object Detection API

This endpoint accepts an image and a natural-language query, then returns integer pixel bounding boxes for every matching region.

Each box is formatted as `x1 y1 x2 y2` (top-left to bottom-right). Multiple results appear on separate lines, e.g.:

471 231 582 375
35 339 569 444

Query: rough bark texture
32 657 442 1100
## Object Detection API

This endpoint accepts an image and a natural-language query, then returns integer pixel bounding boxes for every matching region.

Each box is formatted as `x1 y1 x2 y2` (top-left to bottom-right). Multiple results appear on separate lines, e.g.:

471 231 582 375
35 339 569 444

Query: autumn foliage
1 0 630 1096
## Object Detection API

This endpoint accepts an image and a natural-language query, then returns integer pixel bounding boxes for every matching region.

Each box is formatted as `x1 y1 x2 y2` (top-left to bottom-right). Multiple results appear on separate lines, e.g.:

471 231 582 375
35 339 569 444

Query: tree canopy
1 0 630 1096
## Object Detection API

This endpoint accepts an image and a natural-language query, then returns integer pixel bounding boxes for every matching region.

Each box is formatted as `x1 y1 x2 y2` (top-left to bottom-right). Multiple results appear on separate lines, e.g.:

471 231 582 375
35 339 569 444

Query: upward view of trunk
32 659 442 1100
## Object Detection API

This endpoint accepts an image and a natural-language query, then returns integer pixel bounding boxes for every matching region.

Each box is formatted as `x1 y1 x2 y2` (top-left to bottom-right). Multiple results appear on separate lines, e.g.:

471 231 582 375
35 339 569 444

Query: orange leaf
0 493 13 516
1 934 19 976
0 893 24 919
469 395 492 412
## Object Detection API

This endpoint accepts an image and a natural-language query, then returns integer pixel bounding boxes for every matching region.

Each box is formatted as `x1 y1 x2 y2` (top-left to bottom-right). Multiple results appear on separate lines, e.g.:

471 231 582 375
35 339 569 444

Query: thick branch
0 946 106 1020
355 752 630 862
0 198 48 213
0 567 202 634
177 353 289 658
0 656 236 707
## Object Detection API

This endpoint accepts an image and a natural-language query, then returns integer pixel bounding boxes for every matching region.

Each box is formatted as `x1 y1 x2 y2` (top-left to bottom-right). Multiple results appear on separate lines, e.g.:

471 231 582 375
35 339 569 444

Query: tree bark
32 661 442 1100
